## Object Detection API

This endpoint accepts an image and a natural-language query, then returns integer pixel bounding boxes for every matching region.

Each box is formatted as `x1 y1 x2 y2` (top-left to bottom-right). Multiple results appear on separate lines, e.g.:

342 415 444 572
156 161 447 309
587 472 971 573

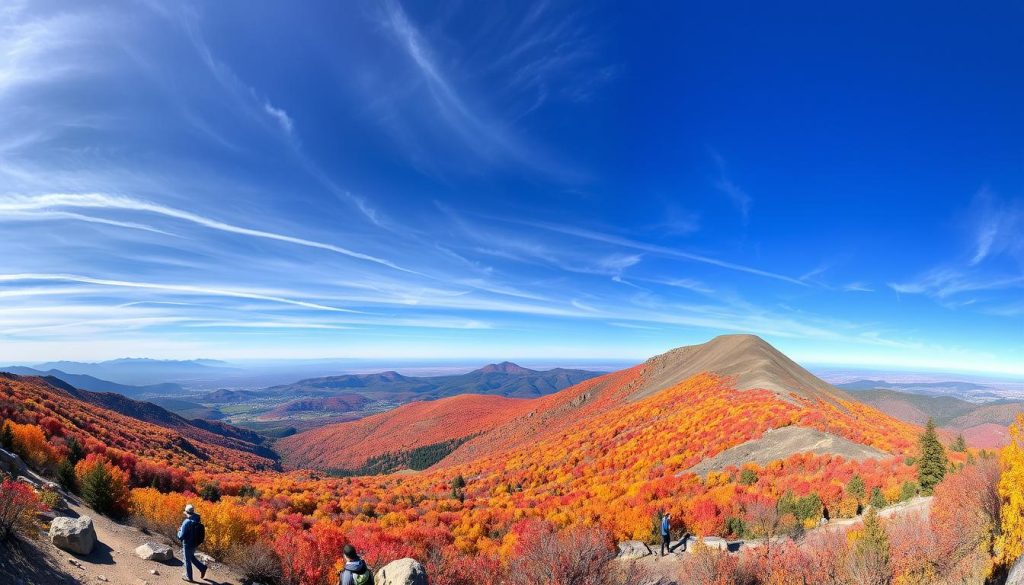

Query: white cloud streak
0 193 417 273
0 273 361 313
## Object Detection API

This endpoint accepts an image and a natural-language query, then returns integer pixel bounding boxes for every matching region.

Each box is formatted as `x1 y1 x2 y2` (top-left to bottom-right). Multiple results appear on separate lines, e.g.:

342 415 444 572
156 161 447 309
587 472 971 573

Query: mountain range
277 334 917 474
25 358 236 386
1 366 183 397
259 362 600 401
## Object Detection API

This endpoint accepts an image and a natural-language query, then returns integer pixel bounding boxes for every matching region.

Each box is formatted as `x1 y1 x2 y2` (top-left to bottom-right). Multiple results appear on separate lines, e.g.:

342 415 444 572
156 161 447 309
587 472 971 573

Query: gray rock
375 558 428 585
680 536 728 553
195 552 216 564
135 542 174 561
1008 554 1024 585
49 516 96 555
615 540 652 560
0 448 27 476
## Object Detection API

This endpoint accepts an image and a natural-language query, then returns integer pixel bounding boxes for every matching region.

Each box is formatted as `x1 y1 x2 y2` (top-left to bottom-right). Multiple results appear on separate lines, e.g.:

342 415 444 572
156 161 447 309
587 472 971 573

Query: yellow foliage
999 414 1024 567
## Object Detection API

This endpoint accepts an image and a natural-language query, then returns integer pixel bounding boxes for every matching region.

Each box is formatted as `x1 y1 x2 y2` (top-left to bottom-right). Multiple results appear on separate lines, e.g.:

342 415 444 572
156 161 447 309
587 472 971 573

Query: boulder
49 516 96 555
135 542 174 562
195 552 216 565
375 558 428 585
616 540 652 560
680 536 728 553
1008 554 1024 585
0 448 27 476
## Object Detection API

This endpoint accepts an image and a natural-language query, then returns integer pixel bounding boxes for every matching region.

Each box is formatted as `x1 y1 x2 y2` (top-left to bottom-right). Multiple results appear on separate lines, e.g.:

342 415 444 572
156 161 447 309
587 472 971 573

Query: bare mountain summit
630 334 852 406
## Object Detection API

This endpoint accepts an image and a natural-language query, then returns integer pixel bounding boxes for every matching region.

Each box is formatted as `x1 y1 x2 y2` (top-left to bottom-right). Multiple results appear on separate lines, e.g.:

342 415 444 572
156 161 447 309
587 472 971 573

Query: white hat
184 503 195 516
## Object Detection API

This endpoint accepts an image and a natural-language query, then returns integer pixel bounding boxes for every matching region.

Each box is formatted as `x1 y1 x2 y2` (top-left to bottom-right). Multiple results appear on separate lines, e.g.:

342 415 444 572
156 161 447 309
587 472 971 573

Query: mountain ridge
278 334 910 473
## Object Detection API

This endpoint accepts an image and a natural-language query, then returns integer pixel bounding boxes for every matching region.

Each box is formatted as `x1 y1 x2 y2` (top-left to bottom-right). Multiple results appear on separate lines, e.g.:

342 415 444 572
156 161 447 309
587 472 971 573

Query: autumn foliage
2 367 1022 584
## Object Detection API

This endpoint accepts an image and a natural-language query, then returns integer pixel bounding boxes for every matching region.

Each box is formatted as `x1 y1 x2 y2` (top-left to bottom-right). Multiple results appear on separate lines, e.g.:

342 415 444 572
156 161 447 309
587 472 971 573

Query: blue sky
0 0 1022 375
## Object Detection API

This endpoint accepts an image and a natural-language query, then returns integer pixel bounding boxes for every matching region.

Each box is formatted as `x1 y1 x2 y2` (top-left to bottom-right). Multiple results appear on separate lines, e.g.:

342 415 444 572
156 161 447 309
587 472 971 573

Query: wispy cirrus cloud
0 273 361 313
890 191 1024 307
710 150 752 224
0 193 416 273
507 219 807 286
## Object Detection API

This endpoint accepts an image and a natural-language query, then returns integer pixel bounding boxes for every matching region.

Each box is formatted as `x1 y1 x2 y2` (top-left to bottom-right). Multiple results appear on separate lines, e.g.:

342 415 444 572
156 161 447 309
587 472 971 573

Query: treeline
328 435 477 477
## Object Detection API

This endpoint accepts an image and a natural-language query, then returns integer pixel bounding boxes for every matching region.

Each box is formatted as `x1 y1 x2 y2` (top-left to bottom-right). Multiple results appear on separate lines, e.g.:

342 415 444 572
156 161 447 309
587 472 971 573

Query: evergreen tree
739 468 758 485
847 474 866 502
0 421 13 451
918 418 948 495
898 481 917 501
200 482 221 502
852 506 891 581
56 459 77 492
80 460 116 514
795 493 823 524
951 434 967 453
64 436 85 464
451 474 466 490
869 487 887 509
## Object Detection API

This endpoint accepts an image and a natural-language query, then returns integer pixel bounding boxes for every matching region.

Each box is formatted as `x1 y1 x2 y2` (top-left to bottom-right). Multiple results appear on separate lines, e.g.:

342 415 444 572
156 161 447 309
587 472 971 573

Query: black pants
661 533 670 555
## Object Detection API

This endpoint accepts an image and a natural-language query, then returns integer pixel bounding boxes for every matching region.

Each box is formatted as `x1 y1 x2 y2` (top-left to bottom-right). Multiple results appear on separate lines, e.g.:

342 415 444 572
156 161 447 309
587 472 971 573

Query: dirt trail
6 492 244 585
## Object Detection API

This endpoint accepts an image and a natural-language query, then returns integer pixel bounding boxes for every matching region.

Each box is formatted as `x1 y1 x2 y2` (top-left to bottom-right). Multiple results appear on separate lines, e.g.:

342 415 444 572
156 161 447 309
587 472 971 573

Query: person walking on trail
177 503 208 583
660 512 672 556
338 544 374 585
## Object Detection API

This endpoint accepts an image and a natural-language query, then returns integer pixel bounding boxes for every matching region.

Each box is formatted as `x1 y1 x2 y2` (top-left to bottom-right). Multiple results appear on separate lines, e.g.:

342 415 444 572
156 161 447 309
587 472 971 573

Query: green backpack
347 567 373 585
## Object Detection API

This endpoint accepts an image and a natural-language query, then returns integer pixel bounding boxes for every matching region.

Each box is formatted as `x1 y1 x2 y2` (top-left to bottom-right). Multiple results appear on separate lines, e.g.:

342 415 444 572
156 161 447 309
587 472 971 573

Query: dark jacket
177 513 201 548
661 516 670 536
339 558 371 585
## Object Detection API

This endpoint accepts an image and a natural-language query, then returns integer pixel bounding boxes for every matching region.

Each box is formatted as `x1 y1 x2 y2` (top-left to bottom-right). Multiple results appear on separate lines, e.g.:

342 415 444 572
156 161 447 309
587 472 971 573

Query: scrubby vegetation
2 371 1024 584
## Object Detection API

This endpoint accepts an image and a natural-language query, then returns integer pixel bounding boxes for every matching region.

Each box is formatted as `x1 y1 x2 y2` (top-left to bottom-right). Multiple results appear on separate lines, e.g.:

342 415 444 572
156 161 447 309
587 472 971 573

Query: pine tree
918 418 948 495
65 436 85 464
56 459 77 492
0 421 13 451
851 506 891 582
847 474 866 502
869 487 887 509
80 460 116 514
951 434 967 453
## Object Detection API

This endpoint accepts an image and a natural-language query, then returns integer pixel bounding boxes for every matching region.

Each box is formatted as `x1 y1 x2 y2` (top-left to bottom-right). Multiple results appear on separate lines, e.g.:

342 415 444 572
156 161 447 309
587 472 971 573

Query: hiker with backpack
660 511 672 556
338 544 374 585
177 503 208 583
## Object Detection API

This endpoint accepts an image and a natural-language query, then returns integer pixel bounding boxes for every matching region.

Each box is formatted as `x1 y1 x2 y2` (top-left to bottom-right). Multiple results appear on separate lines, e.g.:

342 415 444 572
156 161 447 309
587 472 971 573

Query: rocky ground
2 492 244 585
619 496 933 584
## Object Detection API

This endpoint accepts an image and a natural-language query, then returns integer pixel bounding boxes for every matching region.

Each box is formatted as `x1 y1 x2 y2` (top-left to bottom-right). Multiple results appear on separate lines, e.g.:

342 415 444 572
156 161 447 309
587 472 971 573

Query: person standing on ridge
338 544 374 585
177 503 208 583
660 512 672 556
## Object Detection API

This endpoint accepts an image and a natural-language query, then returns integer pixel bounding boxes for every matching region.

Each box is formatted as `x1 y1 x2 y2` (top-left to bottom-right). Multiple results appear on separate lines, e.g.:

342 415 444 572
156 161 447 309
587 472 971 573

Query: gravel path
6 493 246 585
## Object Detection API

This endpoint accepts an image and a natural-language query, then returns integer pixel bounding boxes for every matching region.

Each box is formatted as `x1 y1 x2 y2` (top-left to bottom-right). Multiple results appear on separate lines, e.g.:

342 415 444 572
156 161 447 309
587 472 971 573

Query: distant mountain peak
633 333 849 405
477 362 534 375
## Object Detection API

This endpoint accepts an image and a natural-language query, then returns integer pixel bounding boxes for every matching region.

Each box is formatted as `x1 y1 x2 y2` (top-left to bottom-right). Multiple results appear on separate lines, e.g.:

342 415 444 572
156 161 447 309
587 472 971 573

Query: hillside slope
0 373 277 472
277 394 530 470
849 388 1024 447
280 335 915 473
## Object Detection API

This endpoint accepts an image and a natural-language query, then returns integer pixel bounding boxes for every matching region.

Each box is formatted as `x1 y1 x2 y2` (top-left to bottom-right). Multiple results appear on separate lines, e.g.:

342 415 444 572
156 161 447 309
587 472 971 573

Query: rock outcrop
135 542 174 561
1007 554 1024 585
375 558 428 585
0 447 28 476
615 540 652 559
49 516 97 555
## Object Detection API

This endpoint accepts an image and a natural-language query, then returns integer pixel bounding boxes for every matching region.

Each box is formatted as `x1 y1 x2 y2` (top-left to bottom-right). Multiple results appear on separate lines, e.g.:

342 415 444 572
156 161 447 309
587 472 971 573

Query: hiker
177 503 208 583
338 544 374 585
660 512 672 556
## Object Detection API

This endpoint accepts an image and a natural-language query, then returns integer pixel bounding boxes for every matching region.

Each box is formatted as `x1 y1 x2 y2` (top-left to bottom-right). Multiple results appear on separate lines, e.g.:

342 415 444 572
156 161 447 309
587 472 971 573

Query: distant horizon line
4 355 1024 383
